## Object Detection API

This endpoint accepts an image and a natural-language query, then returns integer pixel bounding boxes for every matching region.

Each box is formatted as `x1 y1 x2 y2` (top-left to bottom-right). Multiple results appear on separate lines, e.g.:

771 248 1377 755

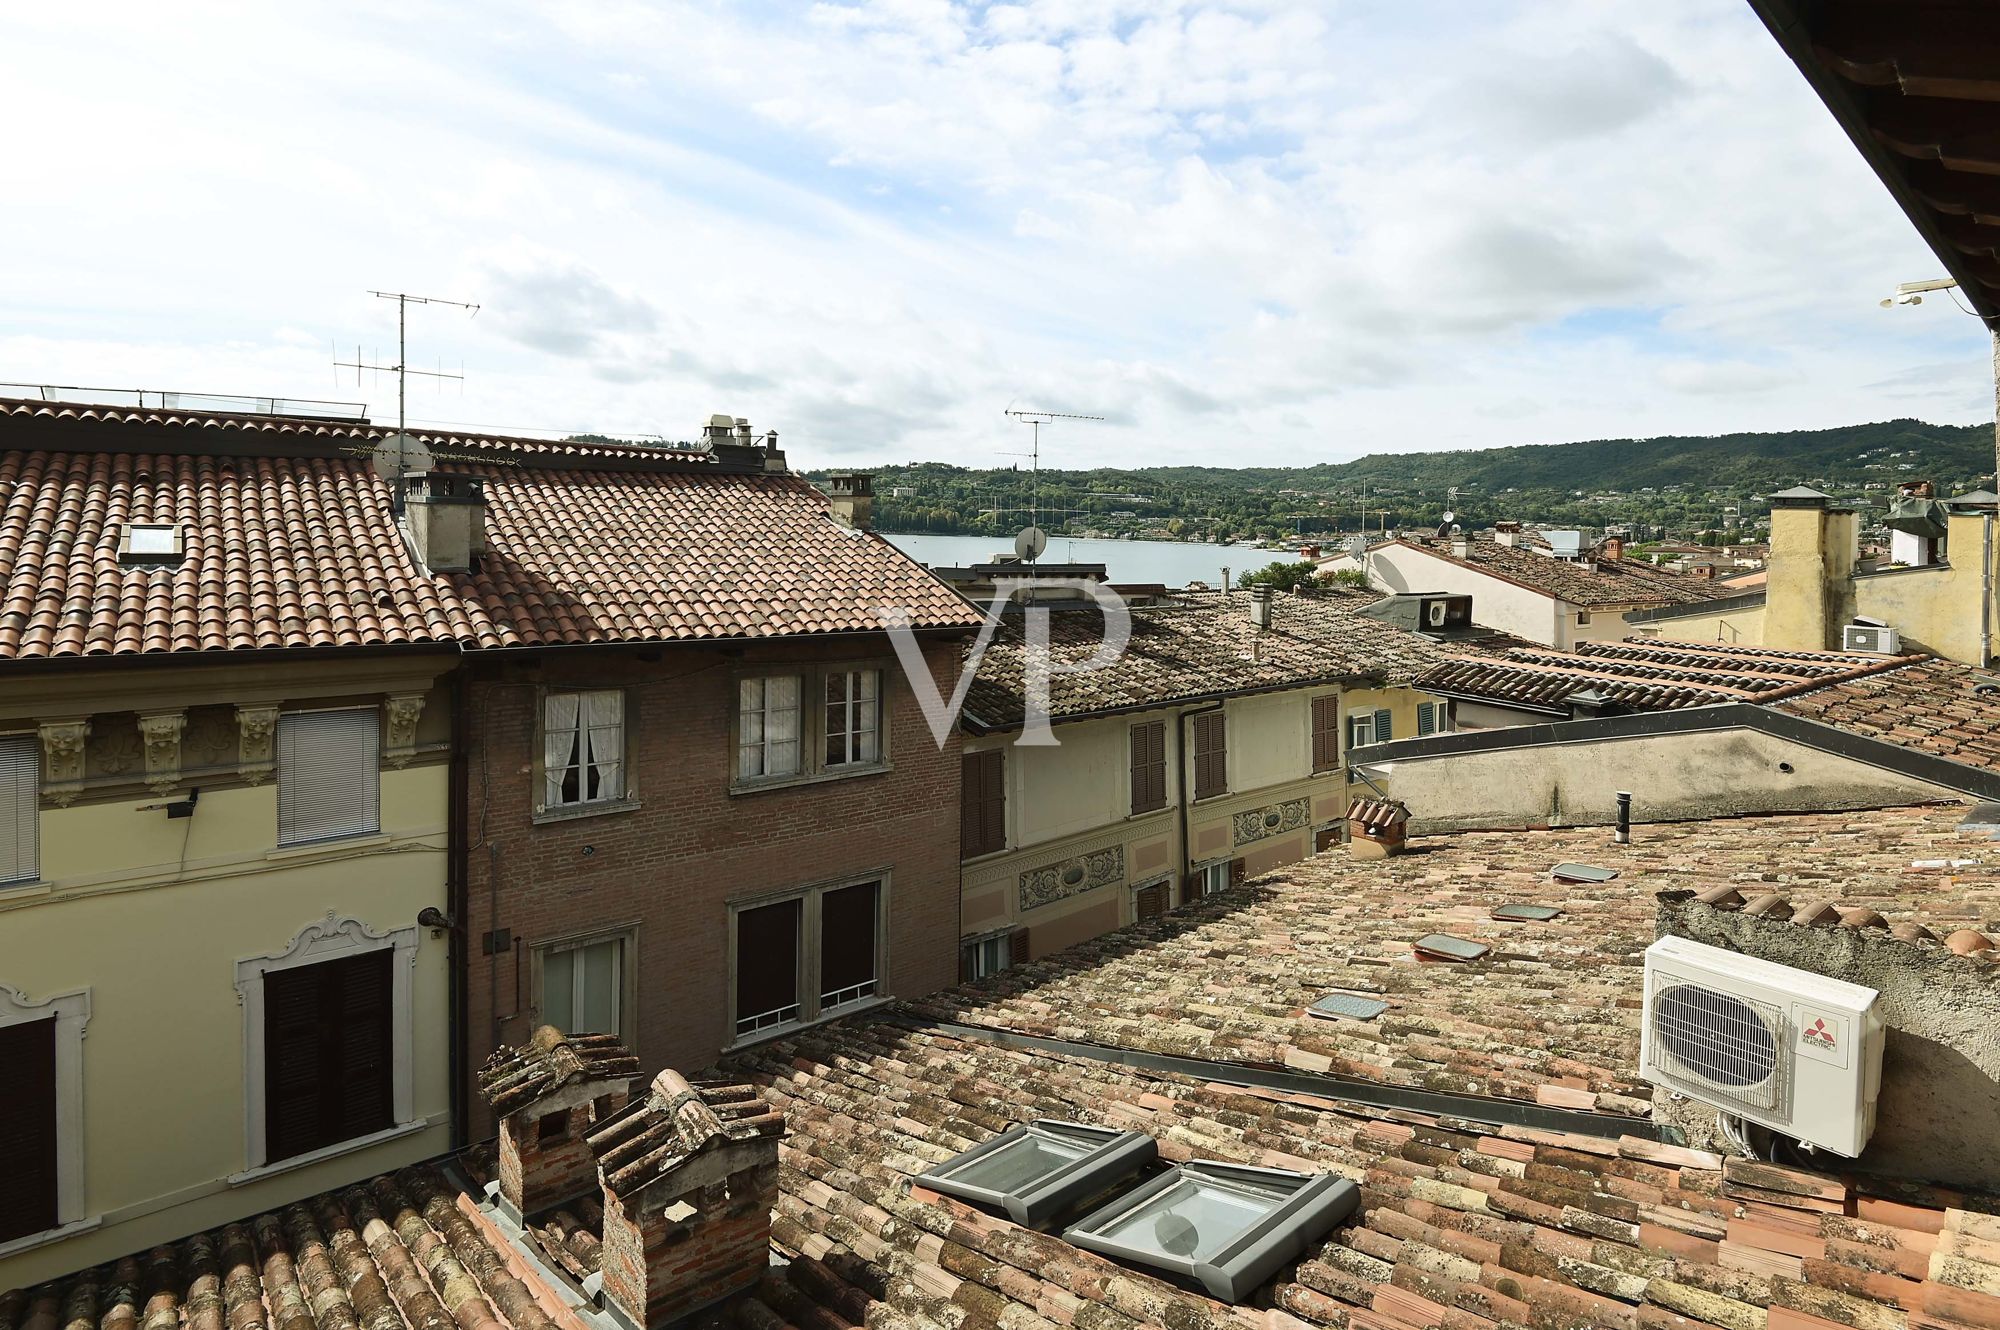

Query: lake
883 531 1294 588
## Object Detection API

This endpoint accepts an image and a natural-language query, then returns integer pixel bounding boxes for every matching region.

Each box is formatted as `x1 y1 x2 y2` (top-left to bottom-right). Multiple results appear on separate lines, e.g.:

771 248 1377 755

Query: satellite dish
1441 510 1456 525
1014 525 1049 561
371 430 434 482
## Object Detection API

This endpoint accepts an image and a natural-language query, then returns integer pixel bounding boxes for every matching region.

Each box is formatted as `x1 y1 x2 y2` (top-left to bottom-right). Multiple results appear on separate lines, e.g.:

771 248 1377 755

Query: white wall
1356 546 1567 646
1227 691 1312 791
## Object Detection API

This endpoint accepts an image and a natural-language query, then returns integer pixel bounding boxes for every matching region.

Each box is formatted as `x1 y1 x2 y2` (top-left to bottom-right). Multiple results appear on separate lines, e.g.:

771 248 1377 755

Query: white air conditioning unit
1843 621 1900 654
1640 937 1884 1157
1426 599 1448 627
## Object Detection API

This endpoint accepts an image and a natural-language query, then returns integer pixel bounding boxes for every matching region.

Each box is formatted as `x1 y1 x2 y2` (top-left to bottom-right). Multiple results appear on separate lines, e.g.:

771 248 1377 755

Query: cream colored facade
1324 544 1663 649
961 683 1441 955
0 653 456 1288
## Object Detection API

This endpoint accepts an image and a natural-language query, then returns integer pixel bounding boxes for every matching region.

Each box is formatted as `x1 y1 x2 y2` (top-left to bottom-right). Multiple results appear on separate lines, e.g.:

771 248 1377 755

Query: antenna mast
336 290 479 508
1002 407 1103 563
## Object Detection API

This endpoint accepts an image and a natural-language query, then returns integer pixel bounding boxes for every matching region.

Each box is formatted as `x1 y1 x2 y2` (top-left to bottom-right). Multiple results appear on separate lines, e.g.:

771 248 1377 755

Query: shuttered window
961 750 1006 859
263 950 393 1164
1133 883 1167 922
1373 709 1393 743
1309 697 1340 773
1129 721 1166 814
277 709 380 846
1417 702 1448 737
1192 712 1227 800
0 1015 57 1243
544 690 625 808
0 736 38 885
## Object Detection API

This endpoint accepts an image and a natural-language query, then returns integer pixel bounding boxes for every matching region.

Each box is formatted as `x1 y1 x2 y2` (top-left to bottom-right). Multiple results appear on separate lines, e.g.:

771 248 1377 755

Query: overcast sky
2 1 1992 471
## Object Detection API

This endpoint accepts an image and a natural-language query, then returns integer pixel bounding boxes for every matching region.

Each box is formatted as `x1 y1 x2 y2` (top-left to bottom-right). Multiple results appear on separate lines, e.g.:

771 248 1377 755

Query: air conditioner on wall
1842 621 1900 654
1640 937 1884 1157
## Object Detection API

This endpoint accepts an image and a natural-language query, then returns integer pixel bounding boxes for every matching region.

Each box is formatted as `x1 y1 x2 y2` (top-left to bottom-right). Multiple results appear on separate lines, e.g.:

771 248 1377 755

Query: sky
1 1 1993 472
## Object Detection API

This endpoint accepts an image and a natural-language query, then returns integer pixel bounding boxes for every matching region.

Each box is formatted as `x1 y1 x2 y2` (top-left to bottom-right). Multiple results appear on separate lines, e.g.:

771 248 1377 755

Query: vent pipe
1249 583 1273 630
1614 790 1632 845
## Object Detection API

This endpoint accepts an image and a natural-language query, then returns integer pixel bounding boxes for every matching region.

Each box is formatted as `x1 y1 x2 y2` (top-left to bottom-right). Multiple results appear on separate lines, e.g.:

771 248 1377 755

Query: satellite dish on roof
372 431 434 483
1015 525 1049 562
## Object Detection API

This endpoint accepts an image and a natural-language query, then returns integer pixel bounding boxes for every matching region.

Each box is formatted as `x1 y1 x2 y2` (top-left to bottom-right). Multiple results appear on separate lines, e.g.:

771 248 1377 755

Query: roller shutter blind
0 736 37 885
277 709 380 846
0 1015 57 1243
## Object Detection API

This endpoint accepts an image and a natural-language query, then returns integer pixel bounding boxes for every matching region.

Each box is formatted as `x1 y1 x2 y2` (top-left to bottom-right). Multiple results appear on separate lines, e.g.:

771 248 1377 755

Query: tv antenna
1002 407 1102 565
335 290 480 507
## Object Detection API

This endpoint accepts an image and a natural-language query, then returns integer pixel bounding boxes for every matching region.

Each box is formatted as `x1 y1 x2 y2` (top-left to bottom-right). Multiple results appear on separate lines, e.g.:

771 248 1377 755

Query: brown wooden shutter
1311 696 1339 773
1134 884 1165 922
1129 721 1166 814
960 750 1006 859
1229 858 1248 887
0 1015 57 1243
959 946 974 983
1192 712 1227 800
1009 929 1031 966
264 948 393 1165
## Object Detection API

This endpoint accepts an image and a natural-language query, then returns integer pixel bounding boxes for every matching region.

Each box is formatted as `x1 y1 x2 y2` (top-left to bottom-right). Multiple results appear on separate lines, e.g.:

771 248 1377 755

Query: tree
1236 560 1325 592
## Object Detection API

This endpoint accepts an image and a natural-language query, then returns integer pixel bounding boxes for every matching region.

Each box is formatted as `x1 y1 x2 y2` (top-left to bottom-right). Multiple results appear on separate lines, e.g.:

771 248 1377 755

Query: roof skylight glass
120 524 183 565
919 1120 1156 1227
1064 1161 1360 1304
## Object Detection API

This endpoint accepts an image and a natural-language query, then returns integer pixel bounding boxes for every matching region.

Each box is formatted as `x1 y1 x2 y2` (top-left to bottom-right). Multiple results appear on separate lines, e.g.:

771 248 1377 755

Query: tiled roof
1780 657 2000 774
961 588 1454 731
13 806 2000 1330
1392 538 1724 608
1416 639 1916 716
589 1069 785 1196
477 1027 640 1118
0 406 978 660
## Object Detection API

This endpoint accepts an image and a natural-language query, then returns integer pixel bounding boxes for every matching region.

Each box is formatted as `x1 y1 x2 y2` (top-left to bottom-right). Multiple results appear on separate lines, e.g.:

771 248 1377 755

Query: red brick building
438 422 980 1125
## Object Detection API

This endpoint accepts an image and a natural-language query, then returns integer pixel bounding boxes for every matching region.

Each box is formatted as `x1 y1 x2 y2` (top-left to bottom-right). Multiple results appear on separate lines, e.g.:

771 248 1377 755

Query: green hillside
813 419 1994 543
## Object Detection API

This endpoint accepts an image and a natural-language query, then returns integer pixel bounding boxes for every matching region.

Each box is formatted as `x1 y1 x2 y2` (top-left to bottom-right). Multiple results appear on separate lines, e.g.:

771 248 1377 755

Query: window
1129 721 1166 814
1133 880 1168 922
1192 861 1234 898
961 928 1028 982
1309 697 1339 774
824 669 881 767
1576 611 1592 626
961 749 1006 858
1347 715 1374 752
919 1120 1156 1227
119 523 183 567
0 737 36 885
0 1014 57 1244
732 879 884 1041
738 676 802 780
1372 708 1393 743
1191 712 1227 800
539 935 625 1038
737 667 889 788
277 709 380 846
1416 701 1449 737
262 950 394 1165
543 690 625 809
1063 1161 1360 1305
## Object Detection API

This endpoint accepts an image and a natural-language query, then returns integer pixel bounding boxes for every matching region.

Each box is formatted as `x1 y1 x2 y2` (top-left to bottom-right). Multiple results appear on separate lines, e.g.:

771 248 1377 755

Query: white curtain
585 690 624 800
544 692 580 806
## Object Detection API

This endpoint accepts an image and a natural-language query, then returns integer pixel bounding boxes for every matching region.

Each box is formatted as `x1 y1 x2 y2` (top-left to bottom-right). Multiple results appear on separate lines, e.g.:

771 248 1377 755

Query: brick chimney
403 471 486 573
1346 797 1410 859
478 1027 640 1221
1601 536 1624 562
826 473 874 531
589 1070 786 1329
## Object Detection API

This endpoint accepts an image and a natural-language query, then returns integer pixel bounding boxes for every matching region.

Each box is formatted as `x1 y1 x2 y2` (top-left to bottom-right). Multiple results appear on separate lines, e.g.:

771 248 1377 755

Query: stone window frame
728 659 894 795
529 922 641 1043
724 869 893 1050
531 687 641 823
231 913 420 1182
0 983 93 1258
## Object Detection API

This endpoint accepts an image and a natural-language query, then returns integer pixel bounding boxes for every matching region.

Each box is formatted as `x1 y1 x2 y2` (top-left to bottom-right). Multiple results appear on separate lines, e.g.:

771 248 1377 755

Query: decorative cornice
137 711 186 795
37 717 91 807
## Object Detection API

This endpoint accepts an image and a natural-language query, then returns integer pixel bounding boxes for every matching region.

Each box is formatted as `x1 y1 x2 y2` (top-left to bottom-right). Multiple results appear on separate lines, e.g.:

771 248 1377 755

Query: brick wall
600 1165 778 1327
463 634 964 1131
498 1090 629 1214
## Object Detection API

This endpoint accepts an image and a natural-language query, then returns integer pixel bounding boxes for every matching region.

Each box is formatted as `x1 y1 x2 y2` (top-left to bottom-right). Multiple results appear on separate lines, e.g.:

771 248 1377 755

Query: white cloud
0 0 1988 473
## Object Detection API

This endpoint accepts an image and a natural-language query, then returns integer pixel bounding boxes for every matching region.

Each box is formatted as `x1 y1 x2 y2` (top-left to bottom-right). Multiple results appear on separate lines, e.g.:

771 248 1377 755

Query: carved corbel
235 704 279 785
137 711 186 795
37 718 91 807
383 693 426 769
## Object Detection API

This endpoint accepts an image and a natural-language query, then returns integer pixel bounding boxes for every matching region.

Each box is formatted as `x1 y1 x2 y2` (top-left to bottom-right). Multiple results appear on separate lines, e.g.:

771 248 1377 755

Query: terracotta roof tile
1779 657 2000 774
1389 537 1725 608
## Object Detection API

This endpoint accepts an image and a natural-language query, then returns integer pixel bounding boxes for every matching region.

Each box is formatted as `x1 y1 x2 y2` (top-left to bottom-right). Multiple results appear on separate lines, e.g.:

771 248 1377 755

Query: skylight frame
1062 1160 1359 1304
918 1119 1156 1228
119 522 184 567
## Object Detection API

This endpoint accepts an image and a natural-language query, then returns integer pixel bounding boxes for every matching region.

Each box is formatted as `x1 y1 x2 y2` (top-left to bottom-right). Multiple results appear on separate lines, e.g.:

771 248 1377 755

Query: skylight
1308 993 1388 1022
1491 903 1563 923
1552 862 1619 883
1063 1161 1359 1304
1412 933 1490 962
919 1120 1155 1227
119 523 183 566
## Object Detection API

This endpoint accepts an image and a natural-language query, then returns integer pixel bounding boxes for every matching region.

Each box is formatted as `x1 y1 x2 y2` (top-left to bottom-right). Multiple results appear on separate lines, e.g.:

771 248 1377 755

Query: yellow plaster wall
1853 511 1997 665
0 765 451 1286
1636 602 1767 648
1766 504 1857 651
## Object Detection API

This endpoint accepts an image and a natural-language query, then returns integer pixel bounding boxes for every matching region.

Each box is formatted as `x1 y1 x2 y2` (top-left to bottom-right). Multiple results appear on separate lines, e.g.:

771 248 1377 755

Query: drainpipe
1177 702 1225 895
1983 510 1993 668
446 660 469 1149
